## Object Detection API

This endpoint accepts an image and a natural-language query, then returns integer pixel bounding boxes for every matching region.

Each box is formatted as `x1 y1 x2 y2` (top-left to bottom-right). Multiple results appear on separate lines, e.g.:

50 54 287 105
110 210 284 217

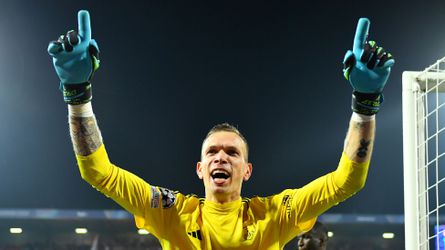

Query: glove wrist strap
351 91 383 116
63 82 92 105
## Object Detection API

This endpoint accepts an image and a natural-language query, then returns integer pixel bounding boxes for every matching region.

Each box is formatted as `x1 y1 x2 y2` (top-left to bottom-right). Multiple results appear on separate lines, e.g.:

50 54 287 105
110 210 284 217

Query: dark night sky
1 0 445 214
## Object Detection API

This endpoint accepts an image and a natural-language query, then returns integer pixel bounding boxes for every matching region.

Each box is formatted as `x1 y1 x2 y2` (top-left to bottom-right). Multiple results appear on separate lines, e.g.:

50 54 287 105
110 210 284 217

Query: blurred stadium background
0 210 406 249
2 0 445 249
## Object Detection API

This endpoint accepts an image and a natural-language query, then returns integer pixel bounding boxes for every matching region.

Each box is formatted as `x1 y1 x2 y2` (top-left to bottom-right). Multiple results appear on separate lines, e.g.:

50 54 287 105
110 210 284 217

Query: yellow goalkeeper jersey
76 144 369 250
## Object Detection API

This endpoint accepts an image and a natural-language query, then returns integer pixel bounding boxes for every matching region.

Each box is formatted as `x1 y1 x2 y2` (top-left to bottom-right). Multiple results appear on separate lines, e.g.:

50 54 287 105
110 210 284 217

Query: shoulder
247 189 299 207
174 192 203 212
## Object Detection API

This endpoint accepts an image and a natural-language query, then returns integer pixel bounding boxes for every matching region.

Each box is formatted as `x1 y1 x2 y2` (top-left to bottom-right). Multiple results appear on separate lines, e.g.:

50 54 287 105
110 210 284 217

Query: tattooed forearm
353 122 372 158
69 116 103 156
344 118 375 162
357 138 371 158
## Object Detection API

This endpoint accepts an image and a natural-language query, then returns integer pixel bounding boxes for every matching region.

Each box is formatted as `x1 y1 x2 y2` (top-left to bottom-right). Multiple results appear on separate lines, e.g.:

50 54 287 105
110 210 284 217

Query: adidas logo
187 230 202 240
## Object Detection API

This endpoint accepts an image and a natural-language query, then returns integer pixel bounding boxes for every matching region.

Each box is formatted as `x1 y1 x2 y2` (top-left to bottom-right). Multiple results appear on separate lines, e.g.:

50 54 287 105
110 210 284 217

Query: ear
196 162 203 179
243 163 253 181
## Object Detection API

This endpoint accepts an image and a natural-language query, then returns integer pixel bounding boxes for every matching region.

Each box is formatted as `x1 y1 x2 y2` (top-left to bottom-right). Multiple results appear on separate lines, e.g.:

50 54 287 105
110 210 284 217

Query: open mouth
212 172 230 179
211 170 231 183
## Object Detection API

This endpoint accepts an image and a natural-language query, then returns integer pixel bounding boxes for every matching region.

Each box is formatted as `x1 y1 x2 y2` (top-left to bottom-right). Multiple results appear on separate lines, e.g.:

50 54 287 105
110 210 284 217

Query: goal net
403 57 445 250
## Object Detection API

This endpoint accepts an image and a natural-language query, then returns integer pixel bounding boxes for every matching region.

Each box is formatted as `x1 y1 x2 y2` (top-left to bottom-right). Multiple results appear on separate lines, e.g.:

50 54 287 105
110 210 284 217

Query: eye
207 149 217 155
227 149 239 156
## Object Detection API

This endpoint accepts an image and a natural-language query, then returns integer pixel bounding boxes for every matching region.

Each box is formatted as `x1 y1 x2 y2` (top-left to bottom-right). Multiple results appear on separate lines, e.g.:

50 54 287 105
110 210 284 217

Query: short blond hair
203 123 249 161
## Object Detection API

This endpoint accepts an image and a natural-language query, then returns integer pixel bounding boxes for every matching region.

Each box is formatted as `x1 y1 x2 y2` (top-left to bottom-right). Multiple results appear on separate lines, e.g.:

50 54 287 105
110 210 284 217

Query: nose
213 150 228 164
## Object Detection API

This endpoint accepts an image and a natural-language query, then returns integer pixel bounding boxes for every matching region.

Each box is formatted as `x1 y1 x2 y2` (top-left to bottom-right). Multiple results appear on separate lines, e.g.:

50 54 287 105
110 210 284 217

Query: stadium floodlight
403 57 445 250
382 233 395 239
138 229 150 235
75 228 88 234
9 228 22 234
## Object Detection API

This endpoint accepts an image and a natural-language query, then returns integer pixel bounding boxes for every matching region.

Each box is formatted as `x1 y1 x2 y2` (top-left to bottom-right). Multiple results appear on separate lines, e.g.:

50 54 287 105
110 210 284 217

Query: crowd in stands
0 234 161 250
0 235 404 250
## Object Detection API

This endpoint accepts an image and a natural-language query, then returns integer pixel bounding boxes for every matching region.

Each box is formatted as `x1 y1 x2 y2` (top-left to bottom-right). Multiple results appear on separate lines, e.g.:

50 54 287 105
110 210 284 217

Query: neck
205 192 241 204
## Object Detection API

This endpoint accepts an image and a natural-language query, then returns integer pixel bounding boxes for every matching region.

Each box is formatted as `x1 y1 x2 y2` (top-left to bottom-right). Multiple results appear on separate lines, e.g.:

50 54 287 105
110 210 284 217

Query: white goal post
403 57 445 250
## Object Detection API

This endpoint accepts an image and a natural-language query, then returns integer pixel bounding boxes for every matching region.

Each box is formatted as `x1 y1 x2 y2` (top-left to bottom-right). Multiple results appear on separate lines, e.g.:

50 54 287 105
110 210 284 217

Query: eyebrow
206 145 240 153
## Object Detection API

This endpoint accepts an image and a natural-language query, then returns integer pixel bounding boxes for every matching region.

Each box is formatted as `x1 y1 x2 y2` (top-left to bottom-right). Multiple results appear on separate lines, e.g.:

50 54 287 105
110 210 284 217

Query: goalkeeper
48 10 394 249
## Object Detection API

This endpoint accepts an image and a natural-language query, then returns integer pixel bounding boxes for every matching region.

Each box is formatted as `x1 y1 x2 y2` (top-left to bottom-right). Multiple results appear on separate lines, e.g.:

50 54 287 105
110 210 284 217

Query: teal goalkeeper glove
343 18 395 115
47 10 100 105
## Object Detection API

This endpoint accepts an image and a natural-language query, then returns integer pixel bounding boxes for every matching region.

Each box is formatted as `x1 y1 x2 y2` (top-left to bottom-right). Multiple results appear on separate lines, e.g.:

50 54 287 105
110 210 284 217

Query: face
298 232 324 250
196 131 252 203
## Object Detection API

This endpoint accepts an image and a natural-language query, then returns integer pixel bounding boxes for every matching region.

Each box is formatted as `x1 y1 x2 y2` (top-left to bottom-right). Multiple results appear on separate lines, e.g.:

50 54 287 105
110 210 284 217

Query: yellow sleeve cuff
76 144 112 186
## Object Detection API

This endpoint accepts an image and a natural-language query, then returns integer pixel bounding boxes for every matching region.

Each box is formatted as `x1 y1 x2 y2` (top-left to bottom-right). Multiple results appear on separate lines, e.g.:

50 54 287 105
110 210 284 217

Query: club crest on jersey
159 187 176 208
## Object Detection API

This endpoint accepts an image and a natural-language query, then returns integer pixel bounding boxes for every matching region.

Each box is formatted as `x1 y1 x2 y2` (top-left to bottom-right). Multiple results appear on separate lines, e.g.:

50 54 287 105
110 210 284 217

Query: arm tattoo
346 120 374 160
357 139 371 158
69 116 103 156
354 122 366 129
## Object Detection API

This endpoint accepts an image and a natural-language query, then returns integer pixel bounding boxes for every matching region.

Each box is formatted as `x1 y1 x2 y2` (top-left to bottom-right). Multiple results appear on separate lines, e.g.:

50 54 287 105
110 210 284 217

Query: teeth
212 170 229 174
213 170 227 174
211 170 230 179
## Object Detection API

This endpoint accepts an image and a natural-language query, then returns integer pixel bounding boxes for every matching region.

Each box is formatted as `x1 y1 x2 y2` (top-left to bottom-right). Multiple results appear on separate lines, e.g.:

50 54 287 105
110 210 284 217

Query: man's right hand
342 18 394 116
48 10 100 105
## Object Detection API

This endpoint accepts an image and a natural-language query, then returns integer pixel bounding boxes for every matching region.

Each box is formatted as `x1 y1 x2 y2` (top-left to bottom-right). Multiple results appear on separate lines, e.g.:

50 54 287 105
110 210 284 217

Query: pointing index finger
353 18 370 54
77 10 91 41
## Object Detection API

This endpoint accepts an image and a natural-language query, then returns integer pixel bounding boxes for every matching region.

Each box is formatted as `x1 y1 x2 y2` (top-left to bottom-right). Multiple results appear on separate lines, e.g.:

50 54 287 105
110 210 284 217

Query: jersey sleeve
75 144 185 238
271 151 370 244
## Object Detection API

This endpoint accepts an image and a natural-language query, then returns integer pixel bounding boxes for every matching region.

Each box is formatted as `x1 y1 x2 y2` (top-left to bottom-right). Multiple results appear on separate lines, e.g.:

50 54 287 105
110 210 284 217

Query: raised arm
47 10 103 155
47 11 151 219
342 17 394 163
292 18 395 226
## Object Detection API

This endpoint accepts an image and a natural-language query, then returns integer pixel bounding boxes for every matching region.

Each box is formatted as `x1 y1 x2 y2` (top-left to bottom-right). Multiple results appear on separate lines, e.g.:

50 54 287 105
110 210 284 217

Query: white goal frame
403 57 445 250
